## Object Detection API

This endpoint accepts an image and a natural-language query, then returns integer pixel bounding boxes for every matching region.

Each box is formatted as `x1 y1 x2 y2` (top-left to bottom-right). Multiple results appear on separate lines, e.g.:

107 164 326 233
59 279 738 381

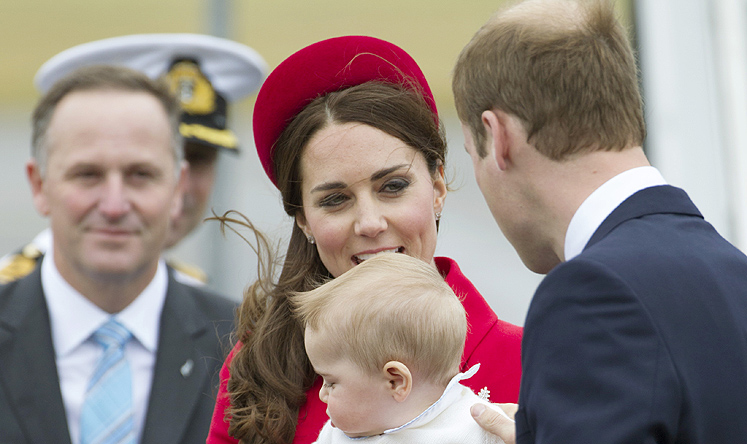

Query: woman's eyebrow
310 181 347 193
371 163 409 181
309 163 411 193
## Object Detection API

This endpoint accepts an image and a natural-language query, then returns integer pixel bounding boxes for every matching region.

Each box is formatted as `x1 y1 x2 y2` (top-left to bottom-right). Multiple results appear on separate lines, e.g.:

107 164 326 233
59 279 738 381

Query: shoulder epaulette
0 243 43 284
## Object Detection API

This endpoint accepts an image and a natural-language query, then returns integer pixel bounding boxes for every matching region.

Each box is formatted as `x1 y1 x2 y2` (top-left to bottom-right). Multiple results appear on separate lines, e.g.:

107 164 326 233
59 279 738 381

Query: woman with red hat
207 35 522 444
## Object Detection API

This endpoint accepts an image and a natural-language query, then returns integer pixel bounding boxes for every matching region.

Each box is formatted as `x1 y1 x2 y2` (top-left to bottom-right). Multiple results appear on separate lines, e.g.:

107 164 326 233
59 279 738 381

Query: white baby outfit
313 364 506 444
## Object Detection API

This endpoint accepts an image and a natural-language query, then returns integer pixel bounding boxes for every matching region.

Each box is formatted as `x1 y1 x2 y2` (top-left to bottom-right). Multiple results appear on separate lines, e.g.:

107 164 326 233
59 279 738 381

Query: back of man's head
453 0 645 160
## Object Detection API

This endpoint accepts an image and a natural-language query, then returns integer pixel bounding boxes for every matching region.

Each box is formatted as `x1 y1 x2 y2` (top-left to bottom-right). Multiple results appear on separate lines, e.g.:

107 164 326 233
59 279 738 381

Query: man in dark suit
0 65 236 444
452 0 747 443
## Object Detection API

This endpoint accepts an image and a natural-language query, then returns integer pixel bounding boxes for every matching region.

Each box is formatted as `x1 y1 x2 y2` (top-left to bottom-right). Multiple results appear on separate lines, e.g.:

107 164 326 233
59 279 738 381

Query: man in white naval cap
0 33 267 285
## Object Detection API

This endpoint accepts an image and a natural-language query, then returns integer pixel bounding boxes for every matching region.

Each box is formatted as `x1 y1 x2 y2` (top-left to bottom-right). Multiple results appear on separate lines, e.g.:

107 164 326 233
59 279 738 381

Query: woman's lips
352 247 404 264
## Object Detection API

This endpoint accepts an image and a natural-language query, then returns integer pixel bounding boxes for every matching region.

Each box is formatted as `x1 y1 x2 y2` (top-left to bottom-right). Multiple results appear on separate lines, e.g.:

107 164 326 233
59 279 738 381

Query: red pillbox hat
253 35 437 186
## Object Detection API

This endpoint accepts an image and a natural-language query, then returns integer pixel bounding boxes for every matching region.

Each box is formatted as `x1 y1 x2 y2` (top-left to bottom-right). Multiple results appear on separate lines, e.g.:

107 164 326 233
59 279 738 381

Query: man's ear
481 109 510 171
383 361 412 403
26 159 50 217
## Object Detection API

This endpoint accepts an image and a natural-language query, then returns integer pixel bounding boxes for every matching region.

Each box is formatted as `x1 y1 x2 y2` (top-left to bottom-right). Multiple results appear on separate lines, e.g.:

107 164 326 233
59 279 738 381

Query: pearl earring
307 235 315 245
435 212 442 221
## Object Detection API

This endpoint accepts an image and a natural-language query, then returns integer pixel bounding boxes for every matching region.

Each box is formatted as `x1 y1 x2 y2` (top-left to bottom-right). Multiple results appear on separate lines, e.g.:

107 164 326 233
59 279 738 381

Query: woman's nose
354 201 387 237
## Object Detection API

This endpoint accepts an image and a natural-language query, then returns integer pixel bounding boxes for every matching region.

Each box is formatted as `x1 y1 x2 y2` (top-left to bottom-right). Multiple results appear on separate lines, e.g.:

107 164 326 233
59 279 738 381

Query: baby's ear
383 361 412 403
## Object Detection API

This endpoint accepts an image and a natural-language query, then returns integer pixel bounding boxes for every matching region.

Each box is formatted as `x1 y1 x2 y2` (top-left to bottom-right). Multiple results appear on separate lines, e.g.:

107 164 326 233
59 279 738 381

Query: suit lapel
140 273 210 444
0 265 72 444
585 185 702 250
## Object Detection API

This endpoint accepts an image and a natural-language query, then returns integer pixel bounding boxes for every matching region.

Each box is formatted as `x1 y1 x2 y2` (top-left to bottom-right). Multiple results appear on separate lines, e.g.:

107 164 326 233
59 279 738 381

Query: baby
294 253 507 443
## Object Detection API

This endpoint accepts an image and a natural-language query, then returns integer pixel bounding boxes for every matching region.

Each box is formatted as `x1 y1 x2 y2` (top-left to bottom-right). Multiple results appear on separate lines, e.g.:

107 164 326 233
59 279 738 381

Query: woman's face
297 122 446 278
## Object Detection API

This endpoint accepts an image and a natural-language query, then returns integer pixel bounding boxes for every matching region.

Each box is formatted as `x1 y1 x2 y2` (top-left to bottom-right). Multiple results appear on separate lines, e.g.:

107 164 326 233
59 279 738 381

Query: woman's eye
319 193 348 207
323 382 334 388
381 178 410 194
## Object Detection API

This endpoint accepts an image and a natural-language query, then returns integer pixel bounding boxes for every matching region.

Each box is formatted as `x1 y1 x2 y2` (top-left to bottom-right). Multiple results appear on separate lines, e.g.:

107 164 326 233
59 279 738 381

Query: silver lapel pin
180 359 194 378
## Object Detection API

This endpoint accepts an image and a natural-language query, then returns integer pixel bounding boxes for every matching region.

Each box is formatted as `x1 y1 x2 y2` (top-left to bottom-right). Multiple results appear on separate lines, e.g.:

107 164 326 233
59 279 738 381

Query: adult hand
471 403 517 444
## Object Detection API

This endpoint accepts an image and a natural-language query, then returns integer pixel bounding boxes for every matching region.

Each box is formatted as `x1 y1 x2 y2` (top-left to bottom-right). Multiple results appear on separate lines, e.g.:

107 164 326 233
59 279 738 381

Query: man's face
461 120 561 274
461 123 504 228
29 89 183 284
166 142 218 248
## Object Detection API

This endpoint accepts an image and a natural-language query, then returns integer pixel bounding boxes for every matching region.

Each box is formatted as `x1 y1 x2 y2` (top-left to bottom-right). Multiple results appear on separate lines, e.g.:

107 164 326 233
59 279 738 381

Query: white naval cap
34 33 268 151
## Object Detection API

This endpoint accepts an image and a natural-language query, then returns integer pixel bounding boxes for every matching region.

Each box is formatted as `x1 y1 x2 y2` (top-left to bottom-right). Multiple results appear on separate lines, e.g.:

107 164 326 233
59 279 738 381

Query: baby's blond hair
294 253 466 386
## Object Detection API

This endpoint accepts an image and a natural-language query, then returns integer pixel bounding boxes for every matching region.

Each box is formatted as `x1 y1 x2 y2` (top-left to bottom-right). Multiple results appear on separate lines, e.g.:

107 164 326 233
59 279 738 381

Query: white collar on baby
345 364 481 440
377 364 480 437
383 363 479 434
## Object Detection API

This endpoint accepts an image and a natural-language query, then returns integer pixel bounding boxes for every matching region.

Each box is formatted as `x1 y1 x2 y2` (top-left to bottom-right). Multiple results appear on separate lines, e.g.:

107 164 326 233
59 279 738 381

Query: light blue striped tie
80 318 136 444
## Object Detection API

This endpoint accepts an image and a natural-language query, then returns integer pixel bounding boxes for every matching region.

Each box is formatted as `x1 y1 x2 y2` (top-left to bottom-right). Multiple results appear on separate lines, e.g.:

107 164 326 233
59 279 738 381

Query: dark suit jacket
0 262 237 444
516 185 747 443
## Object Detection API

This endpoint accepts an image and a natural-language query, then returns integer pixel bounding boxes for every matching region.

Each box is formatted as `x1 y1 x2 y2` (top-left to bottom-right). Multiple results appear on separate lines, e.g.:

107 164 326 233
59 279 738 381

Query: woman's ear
432 163 447 217
295 210 310 238
383 361 412 403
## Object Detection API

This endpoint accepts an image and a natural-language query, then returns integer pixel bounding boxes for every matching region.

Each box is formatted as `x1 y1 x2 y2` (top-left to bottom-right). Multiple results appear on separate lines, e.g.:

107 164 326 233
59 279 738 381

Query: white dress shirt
564 166 667 261
42 248 168 444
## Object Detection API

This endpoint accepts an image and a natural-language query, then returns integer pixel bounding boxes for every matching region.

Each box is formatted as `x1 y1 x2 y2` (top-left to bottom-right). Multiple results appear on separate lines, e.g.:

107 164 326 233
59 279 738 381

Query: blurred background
2 0 746 327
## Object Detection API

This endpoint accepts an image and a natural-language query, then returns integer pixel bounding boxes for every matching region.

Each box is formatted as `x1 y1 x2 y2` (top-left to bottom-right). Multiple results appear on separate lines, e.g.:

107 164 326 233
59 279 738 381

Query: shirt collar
42 248 169 357
564 166 667 261
31 227 52 255
379 364 481 436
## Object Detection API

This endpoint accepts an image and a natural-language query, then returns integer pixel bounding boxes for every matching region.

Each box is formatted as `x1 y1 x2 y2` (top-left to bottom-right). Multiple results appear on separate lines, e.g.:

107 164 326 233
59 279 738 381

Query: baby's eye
323 381 335 388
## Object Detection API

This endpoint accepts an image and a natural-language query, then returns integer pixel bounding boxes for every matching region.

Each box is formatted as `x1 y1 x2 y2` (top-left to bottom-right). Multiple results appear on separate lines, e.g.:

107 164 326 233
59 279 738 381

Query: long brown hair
224 81 446 443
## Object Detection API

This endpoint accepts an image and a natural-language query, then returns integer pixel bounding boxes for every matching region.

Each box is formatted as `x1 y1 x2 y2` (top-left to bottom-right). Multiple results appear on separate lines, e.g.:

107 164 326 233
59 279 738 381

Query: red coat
206 256 522 444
